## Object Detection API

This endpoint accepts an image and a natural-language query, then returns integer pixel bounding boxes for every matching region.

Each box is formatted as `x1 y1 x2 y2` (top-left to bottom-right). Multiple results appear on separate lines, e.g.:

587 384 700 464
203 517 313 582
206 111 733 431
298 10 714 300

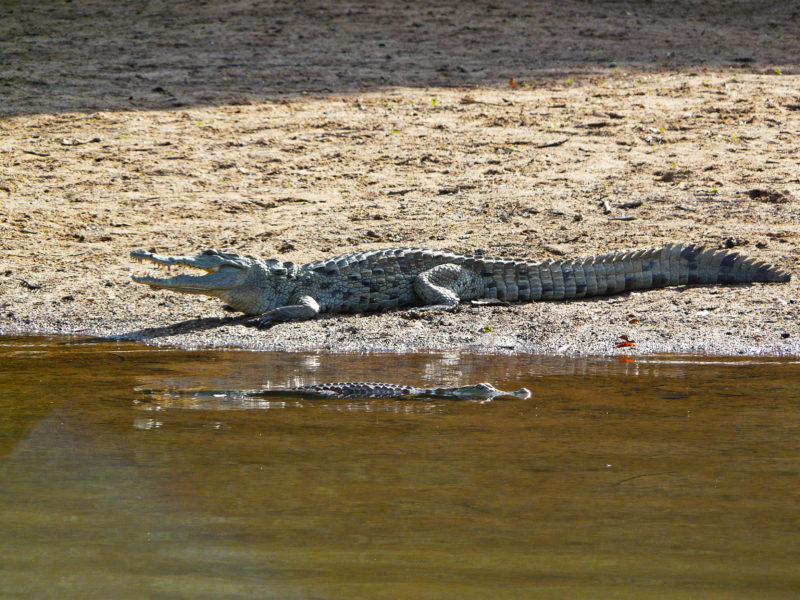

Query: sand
1 1 798 354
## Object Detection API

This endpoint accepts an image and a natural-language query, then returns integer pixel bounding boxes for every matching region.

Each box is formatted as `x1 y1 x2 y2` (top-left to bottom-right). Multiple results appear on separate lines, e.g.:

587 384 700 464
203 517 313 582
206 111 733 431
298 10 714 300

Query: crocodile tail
517 243 790 301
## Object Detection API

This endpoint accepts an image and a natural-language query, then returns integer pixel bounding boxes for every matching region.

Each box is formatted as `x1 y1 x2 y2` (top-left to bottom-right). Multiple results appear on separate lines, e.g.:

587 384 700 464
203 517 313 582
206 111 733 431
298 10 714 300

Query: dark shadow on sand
2 0 799 118
117 314 254 341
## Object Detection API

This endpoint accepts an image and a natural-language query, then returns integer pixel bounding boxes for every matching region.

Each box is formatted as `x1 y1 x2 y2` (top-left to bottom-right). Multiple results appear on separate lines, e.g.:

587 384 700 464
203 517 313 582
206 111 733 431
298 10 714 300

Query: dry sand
1 1 798 355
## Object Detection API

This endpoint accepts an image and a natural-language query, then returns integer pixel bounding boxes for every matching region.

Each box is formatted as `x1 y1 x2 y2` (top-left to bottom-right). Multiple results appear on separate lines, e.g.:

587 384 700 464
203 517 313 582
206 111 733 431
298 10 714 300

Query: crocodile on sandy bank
131 244 790 327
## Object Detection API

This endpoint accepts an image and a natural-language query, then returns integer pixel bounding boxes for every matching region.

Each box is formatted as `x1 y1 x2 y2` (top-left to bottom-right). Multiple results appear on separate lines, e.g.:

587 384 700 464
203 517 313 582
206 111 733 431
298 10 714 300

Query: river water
1 335 798 599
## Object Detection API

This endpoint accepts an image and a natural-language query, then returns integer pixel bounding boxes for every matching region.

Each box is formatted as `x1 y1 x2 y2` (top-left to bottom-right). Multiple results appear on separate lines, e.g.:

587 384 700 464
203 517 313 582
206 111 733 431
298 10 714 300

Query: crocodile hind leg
411 263 483 311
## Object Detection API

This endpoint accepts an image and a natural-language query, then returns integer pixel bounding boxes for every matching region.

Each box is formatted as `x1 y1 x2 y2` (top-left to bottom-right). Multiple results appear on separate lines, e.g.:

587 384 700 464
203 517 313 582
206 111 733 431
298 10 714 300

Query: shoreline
3 274 797 356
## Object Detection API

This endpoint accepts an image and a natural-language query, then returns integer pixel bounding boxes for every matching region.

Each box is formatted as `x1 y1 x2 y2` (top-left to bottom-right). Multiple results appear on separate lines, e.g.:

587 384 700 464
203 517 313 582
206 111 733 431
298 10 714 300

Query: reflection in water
137 388 448 414
1 335 799 599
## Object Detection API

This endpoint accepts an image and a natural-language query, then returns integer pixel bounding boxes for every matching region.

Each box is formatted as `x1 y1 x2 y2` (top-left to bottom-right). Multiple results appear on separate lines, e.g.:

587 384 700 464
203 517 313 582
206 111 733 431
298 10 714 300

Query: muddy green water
1 336 799 599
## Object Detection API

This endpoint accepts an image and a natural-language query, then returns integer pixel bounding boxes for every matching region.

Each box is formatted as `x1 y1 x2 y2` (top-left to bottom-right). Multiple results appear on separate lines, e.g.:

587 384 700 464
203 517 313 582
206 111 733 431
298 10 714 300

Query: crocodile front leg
411 263 483 311
255 295 320 328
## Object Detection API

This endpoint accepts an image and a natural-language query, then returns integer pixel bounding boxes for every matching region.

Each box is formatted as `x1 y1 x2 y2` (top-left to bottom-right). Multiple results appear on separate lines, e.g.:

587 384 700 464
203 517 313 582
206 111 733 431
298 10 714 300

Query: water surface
1 336 798 599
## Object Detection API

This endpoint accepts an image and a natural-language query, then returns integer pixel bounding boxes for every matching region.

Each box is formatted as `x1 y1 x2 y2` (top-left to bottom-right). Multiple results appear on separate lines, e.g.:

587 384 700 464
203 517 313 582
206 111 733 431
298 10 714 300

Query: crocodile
140 382 532 406
131 243 790 327
257 381 532 400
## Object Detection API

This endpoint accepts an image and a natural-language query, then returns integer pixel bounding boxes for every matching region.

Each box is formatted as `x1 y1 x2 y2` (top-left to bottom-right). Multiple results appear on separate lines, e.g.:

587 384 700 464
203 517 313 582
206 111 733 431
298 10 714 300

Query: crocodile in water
260 381 532 400
131 243 790 327
140 382 532 406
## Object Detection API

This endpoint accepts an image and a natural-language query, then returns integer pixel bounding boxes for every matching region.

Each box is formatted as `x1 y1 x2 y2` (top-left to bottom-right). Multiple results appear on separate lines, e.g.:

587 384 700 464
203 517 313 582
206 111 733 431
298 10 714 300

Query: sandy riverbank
2 1 798 354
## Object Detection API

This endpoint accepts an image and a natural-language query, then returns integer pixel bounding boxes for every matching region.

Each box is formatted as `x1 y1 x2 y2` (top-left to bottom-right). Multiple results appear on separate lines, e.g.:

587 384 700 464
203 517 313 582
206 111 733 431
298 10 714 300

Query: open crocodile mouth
130 249 246 293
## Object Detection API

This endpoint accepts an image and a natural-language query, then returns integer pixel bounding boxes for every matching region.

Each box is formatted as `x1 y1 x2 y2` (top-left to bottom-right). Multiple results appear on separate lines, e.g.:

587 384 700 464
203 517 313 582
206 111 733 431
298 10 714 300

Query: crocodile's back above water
264 381 532 400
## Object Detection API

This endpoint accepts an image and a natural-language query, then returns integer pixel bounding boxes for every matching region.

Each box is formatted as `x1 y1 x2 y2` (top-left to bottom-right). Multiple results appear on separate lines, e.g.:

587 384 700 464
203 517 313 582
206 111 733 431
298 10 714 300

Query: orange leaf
509 77 516 88
616 341 636 348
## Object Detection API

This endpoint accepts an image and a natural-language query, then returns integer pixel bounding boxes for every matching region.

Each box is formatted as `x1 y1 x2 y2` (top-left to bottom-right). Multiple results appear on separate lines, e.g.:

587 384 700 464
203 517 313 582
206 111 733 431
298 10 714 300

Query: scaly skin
139 382 531 407
131 244 791 326
259 382 532 400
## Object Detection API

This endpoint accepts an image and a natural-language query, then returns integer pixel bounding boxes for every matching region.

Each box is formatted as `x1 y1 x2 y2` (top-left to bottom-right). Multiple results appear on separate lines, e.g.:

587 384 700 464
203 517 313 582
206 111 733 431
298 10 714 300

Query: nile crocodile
131 243 790 327
258 381 532 400
141 382 532 406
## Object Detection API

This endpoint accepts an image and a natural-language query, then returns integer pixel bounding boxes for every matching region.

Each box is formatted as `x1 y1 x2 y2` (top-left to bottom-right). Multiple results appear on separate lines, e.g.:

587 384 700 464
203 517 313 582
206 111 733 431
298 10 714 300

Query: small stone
748 189 786 203
723 237 746 249
618 200 643 209
657 171 675 182
780 332 790 339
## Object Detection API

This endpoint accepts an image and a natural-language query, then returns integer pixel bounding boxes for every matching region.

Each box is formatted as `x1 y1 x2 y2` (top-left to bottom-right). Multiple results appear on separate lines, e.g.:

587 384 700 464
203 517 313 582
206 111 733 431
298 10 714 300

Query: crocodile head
130 249 298 315
450 383 532 401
